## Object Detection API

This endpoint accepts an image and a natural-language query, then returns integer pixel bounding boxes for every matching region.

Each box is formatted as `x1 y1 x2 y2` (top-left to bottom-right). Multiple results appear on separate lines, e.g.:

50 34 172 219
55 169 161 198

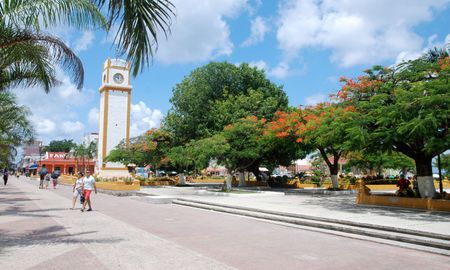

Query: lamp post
38 141 43 175
438 154 443 195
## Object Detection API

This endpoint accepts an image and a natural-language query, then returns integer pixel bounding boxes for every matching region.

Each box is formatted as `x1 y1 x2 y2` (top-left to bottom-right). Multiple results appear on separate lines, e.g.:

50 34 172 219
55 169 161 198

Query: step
174 198 450 241
172 198 450 255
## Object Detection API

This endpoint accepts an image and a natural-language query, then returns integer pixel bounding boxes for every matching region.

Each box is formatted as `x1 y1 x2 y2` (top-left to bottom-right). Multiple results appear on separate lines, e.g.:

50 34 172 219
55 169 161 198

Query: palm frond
0 0 106 31
94 0 175 76
0 26 84 91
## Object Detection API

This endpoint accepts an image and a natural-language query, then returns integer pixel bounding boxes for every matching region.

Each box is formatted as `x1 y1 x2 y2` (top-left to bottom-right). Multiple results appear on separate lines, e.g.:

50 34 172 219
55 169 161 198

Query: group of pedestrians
72 170 97 212
38 165 59 189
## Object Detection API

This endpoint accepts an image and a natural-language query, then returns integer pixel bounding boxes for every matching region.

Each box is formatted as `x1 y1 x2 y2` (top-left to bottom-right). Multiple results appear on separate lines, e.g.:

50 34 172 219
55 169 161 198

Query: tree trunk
415 155 435 198
223 174 232 191
329 162 339 189
179 173 186 185
238 171 246 187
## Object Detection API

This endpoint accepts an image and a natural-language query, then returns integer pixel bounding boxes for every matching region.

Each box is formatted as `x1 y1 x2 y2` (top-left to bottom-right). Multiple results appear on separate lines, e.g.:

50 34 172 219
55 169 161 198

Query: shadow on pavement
0 225 123 255
0 205 61 218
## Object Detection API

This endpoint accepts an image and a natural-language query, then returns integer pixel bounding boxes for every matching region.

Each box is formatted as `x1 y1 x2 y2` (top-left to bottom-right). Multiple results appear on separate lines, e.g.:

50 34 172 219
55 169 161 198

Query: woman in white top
71 172 84 210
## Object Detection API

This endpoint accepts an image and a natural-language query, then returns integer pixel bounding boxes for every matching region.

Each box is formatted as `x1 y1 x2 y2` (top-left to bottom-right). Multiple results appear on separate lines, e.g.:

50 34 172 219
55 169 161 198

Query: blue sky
13 0 450 143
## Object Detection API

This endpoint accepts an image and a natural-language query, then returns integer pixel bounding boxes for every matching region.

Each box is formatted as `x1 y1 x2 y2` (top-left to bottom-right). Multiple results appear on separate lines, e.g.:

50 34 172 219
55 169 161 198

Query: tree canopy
44 139 76 153
0 91 33 166
164 62 289 145
337 51 450 197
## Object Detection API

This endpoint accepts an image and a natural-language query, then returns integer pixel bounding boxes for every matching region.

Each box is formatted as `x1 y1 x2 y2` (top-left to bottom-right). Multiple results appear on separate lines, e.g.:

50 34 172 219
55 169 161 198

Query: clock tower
96 58 131 177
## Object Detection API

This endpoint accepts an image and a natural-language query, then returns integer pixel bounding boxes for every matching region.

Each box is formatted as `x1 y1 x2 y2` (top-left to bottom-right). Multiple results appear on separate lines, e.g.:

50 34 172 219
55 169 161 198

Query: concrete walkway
1 177 450 270
139 186 450 236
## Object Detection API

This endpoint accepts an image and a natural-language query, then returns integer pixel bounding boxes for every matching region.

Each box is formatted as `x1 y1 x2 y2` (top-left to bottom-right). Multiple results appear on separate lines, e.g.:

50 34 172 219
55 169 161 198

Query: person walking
81 171 97 212
51 170 60 189
71 172 85 210
38 165 48 189
3 169 8 185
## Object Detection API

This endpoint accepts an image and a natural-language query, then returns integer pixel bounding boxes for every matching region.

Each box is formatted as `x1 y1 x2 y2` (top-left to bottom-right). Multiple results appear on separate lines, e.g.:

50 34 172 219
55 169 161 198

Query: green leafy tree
44 139 76 153
164 62 289 145
346 151 415 176
185 116 306 185
106 128 173 170
269 104 355 188
0 92 33 166
338 50 450 197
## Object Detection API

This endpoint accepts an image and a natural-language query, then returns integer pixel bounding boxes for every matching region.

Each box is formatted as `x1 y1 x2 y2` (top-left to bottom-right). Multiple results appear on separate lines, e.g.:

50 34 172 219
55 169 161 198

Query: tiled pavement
1 177 449 270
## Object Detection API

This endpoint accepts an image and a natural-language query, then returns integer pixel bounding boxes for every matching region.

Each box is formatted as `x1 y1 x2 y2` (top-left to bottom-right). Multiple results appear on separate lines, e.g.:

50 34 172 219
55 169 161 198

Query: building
38 152 95 175
83 132 99 146
18 141 44 174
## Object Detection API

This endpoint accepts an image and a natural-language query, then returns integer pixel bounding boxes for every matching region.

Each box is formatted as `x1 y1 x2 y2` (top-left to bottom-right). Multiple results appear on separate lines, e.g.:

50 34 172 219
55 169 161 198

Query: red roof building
37 152 95 175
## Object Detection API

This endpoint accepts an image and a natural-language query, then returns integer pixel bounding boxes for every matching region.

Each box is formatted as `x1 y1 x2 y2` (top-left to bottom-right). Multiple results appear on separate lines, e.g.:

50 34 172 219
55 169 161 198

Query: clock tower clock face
113 73 124 84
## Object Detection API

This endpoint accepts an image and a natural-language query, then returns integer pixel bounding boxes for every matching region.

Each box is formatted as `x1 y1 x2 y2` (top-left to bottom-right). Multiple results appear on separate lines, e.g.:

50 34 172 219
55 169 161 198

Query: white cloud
74 31 95 52
130 101 163 137
34 118 56 135
242 16 269 46
155 0 248 64
12 69 95 143
276 0 450 67
62 121 85 135
248 60 268 71
88 107 99 127
269 61 291 79
304 94 326 105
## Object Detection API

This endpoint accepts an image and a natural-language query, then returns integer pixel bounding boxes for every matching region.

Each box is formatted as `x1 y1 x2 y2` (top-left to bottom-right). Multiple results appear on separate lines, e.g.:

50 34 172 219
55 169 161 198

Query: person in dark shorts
3 169 8 185
38 165 48 189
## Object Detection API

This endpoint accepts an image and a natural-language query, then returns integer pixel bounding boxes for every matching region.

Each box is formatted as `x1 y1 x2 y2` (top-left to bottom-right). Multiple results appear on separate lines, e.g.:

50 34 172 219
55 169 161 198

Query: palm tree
92 0 175 76
0 0 106 91
0 91 34 166
0 0 175 93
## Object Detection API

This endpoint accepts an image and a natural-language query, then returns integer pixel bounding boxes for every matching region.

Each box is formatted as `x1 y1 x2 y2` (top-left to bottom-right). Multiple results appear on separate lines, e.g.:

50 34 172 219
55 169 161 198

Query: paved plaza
1 177 450 270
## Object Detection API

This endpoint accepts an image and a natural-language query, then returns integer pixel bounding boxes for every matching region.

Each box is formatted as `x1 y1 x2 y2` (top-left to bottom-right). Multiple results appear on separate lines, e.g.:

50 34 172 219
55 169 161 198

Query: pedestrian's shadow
0 225 123 255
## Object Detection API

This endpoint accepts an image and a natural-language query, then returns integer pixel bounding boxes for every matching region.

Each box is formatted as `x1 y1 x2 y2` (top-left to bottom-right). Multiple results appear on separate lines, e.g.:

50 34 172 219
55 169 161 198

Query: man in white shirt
81 171 97 212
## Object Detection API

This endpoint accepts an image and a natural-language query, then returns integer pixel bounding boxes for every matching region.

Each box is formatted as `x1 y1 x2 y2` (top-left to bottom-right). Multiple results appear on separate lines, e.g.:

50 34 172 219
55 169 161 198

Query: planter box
356 187 450 212
96 180 140 191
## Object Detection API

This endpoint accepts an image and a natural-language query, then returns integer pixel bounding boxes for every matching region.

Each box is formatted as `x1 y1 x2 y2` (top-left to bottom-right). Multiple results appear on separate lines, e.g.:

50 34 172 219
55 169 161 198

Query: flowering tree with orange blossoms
269 104 356 189
337 48 450 198
106 128 174 171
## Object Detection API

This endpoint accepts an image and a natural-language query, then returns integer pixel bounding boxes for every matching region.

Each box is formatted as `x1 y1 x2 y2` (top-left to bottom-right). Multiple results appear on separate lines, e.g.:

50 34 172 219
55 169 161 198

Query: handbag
78 189 85 204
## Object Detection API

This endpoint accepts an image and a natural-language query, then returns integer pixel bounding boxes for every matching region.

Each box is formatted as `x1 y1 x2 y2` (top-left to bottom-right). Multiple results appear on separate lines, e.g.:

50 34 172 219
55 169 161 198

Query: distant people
71 172 85 210
16 170 20 178
81 171 97 212
51 170 60 189
3 169 8 185
38 165 48 189
396 174 411 196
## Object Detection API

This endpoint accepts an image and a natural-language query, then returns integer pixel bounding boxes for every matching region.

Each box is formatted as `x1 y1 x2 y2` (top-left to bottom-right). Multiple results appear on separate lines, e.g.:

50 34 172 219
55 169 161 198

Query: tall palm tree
0 0 106 91
0 91 34 166
1 0 175 92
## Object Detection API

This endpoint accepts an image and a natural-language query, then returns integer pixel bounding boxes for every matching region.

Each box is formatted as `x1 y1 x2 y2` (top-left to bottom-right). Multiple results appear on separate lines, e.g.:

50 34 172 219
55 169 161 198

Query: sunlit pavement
1 176 449 270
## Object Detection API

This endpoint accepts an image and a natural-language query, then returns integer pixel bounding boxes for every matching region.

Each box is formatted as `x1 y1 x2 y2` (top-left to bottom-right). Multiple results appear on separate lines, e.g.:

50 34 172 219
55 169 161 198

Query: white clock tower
96 58 131 177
